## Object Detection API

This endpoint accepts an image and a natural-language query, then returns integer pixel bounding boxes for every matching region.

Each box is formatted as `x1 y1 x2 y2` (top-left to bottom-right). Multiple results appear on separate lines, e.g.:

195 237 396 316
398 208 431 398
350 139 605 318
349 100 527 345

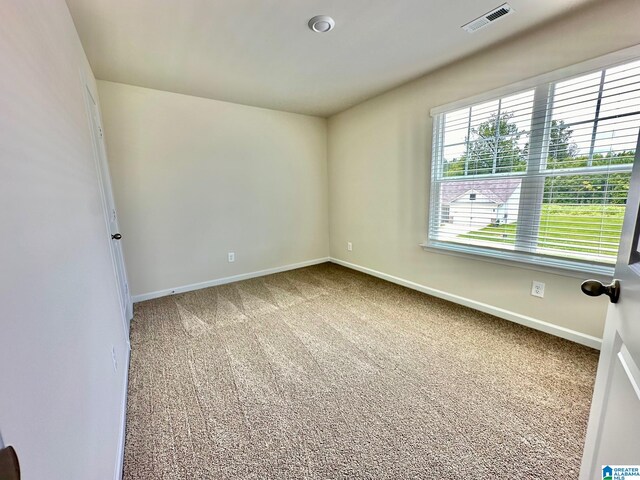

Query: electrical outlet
531 281 545 298
228 252 235 263
347 242 353 251
111 346 118 372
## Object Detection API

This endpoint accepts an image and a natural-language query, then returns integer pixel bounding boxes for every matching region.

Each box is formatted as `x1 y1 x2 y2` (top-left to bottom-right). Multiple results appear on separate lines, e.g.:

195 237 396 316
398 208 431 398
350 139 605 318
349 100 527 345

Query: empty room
2 0 640 479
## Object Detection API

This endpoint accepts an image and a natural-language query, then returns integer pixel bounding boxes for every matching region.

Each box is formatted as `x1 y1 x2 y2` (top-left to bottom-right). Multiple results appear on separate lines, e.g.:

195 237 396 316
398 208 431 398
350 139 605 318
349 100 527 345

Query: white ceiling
66 0 595 117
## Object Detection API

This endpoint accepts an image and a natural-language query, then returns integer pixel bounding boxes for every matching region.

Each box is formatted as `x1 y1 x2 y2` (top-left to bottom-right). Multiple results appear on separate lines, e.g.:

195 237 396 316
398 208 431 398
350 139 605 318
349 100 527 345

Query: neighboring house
441 178 521 227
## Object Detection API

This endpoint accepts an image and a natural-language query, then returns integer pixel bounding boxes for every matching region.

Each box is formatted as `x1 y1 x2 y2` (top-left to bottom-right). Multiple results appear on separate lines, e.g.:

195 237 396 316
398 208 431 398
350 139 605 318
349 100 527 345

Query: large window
428 59 640 274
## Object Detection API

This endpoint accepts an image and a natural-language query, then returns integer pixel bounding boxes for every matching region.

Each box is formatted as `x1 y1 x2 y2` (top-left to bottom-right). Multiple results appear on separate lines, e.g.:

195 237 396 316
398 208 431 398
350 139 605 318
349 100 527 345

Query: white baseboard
130 255 601 349
131 257 330 303
330 257 602 350
114 341 131 480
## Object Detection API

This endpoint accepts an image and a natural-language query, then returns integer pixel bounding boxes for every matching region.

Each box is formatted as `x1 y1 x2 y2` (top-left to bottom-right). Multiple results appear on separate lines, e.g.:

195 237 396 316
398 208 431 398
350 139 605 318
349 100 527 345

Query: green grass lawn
459 204 625 259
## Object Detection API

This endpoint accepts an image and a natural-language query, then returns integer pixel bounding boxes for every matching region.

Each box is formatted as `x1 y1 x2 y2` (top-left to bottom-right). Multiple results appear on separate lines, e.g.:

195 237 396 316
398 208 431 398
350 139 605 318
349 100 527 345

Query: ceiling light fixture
308 15 335 33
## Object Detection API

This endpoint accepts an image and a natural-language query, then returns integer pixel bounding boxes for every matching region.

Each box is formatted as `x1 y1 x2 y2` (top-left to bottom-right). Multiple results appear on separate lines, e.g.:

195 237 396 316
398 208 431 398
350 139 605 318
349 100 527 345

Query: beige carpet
124 263 598 479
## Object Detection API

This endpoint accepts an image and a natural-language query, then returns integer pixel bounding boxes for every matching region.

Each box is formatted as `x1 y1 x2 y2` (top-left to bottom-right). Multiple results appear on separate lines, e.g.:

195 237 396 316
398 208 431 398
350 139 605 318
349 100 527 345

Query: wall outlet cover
531 281 545 298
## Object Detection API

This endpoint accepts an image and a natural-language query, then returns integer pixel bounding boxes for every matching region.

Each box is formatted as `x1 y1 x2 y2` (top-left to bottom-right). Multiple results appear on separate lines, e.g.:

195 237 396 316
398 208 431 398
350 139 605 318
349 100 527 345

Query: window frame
425 46 640 277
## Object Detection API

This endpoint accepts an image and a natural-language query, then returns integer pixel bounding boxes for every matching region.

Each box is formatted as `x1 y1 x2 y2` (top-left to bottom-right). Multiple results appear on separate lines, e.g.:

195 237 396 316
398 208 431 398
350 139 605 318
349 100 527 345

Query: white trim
430 44 640 116
114 342 131 480
420 242 614 280
428 48 639 278
330 257 602 350
131 257 331 303
131 255 601 349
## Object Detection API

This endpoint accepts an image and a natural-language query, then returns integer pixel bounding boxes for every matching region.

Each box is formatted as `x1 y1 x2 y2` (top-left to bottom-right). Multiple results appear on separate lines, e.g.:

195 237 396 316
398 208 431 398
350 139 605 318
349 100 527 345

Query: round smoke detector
308 15 335 33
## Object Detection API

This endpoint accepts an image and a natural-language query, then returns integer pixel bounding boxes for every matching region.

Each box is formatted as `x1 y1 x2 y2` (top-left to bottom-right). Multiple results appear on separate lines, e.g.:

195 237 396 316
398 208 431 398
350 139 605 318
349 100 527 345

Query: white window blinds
428 59 640 274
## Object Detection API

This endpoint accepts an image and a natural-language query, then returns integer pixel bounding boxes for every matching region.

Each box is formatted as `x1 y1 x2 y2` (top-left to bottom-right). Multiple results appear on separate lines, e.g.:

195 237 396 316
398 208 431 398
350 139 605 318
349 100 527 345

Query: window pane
539 173 630 262
440 93 533 177
593 115 640 160
430 58 638 273
552 71 601 123
501 90 534 133
600 59 640 118
442 144 467 177
468 100 499 141
501 133 530 173
466 138 495 175
604 59 640 81
435 178 521 247
546 62 640 170
546 121 593 169
443 108 469 146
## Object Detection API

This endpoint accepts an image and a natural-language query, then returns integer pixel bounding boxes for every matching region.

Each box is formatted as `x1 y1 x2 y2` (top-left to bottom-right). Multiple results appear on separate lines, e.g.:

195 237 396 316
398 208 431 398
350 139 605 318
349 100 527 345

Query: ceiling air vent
462 3 513 33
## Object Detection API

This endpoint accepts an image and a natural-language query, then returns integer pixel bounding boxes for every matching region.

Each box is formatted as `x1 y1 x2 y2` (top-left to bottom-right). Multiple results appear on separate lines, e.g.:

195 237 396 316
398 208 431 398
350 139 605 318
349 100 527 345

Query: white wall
328 0 640 341
0 1 129 479
97 81 329 298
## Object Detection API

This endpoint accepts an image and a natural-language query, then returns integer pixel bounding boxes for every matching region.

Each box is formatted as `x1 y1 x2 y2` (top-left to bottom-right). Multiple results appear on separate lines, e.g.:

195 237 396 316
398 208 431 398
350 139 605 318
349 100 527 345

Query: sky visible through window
430 59 640 269
441 60 640 165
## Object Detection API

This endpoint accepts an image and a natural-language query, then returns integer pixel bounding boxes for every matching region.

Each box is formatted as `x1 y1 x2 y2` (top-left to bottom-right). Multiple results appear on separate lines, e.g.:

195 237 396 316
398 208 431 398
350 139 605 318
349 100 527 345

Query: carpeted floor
124 263 598 479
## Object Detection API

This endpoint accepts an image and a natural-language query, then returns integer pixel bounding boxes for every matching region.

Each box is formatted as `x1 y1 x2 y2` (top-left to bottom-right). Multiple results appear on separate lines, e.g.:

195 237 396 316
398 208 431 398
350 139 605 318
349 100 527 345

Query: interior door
580 135 640 478
84 85 133 332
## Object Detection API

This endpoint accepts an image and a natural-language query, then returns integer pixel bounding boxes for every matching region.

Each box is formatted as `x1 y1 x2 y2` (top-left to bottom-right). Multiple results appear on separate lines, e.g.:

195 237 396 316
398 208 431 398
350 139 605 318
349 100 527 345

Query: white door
580 137 640 479
84 85 133 333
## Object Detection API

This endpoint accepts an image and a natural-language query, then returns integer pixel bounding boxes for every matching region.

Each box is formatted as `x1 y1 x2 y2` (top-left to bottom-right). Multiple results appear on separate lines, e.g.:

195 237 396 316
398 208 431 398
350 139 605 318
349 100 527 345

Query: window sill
420 240 614 280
